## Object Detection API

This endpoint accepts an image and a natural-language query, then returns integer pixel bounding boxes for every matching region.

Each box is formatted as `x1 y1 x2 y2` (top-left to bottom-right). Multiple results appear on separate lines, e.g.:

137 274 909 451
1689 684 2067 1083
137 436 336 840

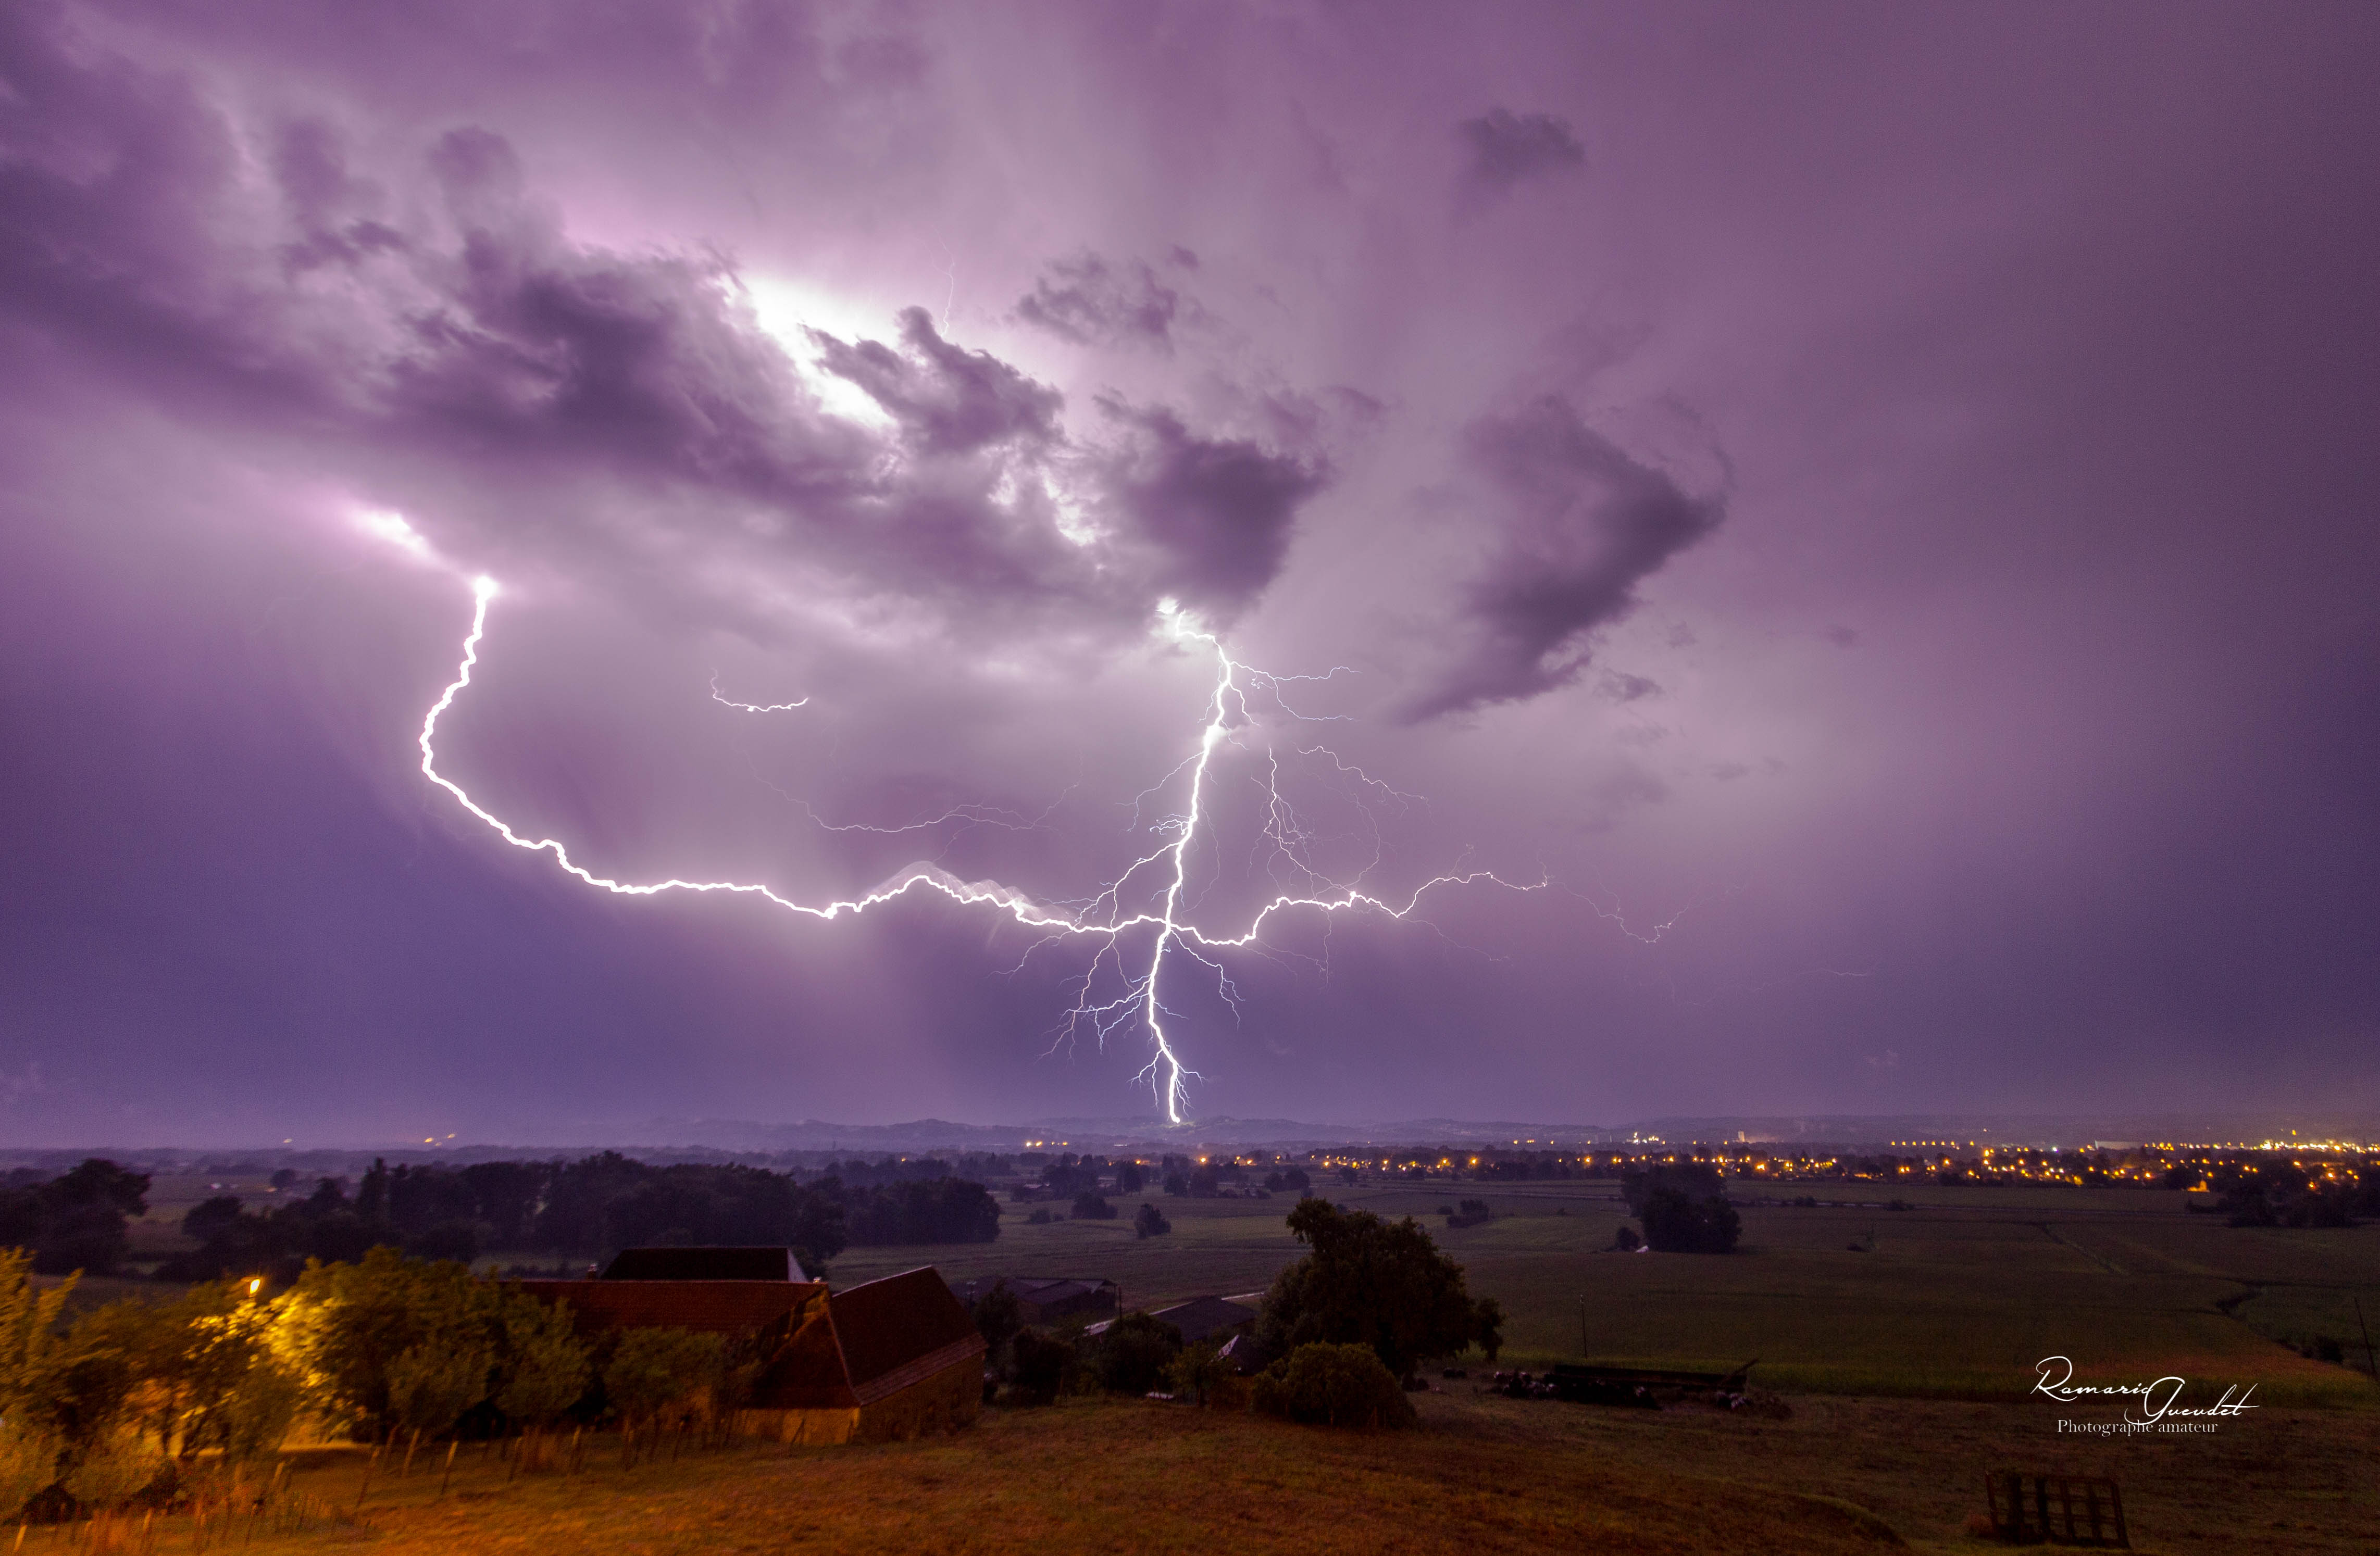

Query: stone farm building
520 1249 984 1445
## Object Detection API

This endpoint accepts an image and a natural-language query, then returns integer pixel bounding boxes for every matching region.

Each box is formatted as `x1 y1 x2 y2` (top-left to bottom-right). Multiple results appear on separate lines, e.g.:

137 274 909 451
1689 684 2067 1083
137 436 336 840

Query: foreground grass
86 1388 2380 1555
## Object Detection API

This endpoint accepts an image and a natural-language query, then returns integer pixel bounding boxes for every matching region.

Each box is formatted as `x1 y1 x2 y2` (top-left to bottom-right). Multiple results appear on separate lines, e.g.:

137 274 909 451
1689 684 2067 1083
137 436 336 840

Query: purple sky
3 1 2375 1144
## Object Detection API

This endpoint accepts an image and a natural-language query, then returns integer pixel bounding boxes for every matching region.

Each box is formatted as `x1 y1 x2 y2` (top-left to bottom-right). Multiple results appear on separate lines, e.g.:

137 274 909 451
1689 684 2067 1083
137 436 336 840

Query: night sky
3 2 2375 1145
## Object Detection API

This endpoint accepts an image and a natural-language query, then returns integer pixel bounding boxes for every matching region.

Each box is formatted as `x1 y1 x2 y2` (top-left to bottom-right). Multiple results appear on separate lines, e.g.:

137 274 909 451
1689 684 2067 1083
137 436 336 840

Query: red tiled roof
516 1279 825 1340
830 1269 984 1392
512 1268 982 1415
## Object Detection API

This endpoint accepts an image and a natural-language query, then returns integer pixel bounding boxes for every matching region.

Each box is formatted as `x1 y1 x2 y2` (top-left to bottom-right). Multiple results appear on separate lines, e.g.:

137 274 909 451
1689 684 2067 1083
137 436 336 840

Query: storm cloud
1456 107 1587 196
1400 396 1722 720
2 1 2375 1139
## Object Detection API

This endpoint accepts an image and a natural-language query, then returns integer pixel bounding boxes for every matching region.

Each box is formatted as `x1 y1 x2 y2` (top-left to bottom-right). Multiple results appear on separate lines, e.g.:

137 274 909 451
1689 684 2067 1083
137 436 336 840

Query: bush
1133 1203 1171 1239
602 1327 724 1428
1070 1192 1117 1221
1166 1340 1233 1407
1445 1199 1493 1228
1612 1224 1642 1251
1089 1313 1181 1396
1003 1329 1075 1408
1252 1342 1415 1430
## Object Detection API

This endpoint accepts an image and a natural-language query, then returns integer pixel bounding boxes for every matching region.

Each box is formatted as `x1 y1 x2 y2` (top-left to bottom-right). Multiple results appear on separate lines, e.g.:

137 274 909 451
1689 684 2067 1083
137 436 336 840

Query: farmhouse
521 1249 983 1445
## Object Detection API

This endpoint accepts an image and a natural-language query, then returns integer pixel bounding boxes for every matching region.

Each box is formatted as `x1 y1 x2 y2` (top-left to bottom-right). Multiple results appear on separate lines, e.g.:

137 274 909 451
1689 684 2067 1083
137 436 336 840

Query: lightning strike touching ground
418 576 1546 1123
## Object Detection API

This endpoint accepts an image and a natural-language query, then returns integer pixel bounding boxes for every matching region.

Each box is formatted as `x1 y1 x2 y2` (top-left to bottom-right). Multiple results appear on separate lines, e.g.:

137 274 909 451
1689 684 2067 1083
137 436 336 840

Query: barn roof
512 1266 982 1414
521 1278 825 1340
602 1246 807 1282
830 1269 983 1398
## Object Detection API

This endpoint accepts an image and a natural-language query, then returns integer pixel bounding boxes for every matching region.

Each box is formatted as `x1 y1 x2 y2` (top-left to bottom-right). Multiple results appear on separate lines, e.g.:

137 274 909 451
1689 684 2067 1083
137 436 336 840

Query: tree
1282 1168 1311 1191
493 1290 591 1433
1115 1163 1144 1195
1070 1192 1116 1221
0 1160 151 1276
1166 1340 1233 1407
1255 1199 1493 1379
1337 1166 1359 1186
970 1280 1023 1370
1252 1342 1415 1430
182 1196 246 1245
601 1327 722 1434
1162 1172 1189 1198
1133 1203 1171 1239
274 1247 496 1441
1088 1313 1181 1396
388 1339 490 1442
1638 1189 1740 1254
1472 1297 1505 1365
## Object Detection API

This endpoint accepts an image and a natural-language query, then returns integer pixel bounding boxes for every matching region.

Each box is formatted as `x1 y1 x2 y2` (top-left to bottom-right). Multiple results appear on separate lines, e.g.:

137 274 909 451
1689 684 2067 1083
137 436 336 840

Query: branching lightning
418 576 1547 1124
708 671 809 713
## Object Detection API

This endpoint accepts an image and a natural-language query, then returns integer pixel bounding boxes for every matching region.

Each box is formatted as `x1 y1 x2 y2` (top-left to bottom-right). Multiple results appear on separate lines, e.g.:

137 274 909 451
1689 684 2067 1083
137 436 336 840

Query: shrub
1133 1203 1171 1238
1089 1313 1181 1396
1446 1199 1493 1228
1612 1225 1642 1251
1166 1340 1232 1407
1070 1193 1117 1221
1252 1342 1415 1430
0 1422 54 1525
601 1327 724 1429
1003 1329 1075 1408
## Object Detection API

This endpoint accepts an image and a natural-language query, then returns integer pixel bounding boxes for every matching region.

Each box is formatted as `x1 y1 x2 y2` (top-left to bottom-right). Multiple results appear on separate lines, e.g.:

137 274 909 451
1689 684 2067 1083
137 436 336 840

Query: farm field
829 1178 2380 1407
79 1389 2380 1555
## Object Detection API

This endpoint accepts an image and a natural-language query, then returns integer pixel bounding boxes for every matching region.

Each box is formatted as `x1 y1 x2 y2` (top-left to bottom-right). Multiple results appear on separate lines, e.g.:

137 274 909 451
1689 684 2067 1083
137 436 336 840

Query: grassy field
64 1389 2380 1555
830 1178 2380 1407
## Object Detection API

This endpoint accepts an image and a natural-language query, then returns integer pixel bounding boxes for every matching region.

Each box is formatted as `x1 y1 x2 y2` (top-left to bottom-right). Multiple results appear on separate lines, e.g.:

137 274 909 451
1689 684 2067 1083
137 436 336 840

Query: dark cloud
1456 107 1586 197
1401 395 1722 721
812 307 1062 455
1089 398 1327 623
1599 671 1662 702
0 9 1324 643
1014 253 1182 351
1824 624 1863 648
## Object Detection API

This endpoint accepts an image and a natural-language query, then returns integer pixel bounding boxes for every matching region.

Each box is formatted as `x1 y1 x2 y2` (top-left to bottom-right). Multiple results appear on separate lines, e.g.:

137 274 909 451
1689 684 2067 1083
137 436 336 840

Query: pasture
73 1389 2380 1555
831 1177 2380 1407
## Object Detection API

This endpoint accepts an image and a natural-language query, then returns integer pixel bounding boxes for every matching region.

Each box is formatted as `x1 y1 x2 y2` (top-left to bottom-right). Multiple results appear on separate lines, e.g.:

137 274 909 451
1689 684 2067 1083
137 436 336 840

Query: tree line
0 1156 1004 1285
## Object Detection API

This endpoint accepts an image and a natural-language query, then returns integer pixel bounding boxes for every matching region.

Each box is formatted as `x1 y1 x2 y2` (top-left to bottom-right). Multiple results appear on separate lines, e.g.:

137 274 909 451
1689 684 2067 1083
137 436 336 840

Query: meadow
828 1176 2380 1407
49 1387 2380 1555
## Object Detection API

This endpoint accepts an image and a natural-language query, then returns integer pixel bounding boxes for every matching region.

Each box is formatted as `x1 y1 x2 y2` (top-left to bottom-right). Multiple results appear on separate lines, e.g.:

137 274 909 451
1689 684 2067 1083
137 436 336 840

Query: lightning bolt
419 576 1543 1124
708 671 808 713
